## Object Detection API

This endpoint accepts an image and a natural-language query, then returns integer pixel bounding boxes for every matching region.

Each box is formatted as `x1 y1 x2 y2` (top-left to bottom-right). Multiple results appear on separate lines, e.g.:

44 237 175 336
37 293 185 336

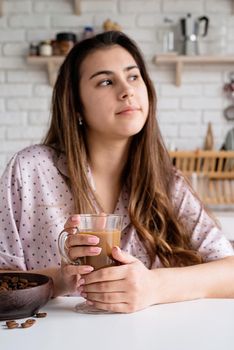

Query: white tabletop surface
1 297 234 350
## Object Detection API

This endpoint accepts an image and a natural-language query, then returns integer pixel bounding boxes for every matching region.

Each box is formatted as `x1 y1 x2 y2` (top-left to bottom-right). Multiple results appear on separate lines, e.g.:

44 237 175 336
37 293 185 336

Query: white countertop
1 297 234 350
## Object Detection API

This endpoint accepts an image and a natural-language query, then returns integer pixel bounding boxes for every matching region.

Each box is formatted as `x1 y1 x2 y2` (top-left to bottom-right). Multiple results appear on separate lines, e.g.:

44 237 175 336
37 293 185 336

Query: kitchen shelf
154 54 234 86
27 56 65 86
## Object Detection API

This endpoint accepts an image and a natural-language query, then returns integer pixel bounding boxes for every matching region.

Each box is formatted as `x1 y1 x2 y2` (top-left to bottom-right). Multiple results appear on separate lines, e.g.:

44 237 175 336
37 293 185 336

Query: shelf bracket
27 56 64 87
0 0 3 16
47 61 59 87
175 61 183 87
74 0 81 15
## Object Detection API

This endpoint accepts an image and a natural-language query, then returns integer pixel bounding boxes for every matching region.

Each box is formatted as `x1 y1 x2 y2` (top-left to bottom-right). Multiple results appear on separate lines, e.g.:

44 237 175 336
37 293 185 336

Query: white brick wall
162 0 204 13
0 0 234 175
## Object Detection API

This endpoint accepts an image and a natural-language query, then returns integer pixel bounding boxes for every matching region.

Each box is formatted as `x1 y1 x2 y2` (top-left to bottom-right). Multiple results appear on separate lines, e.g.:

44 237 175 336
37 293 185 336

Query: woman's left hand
78 246 156 313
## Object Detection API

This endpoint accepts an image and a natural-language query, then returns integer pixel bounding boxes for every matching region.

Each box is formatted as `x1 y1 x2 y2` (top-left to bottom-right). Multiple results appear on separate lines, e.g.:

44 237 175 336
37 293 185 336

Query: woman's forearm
151 256 234 305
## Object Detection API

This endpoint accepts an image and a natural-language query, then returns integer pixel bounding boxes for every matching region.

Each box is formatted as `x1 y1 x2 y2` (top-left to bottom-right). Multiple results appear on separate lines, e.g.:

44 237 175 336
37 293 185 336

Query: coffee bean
6 320 19 329
2 276 11 281
27 282 38 287
1 282 8 289
0 275 38 291
25 319 36 325
0 286 7 291
11 277 19 283
21 322 33 328
19 278 28 285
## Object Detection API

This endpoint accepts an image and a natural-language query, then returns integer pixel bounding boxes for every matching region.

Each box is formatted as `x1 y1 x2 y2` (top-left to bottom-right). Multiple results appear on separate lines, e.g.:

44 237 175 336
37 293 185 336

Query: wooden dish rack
169 150 234 205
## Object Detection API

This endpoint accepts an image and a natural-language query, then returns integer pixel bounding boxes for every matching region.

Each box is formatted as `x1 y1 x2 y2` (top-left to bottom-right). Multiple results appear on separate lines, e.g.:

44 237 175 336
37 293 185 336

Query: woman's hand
52 260 93 298
54 214 101 297
63 214 102 263
78 246 156 313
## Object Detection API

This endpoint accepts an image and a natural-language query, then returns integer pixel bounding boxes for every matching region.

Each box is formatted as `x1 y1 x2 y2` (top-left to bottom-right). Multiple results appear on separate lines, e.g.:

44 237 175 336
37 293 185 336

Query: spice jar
29 42 39 56
81 26 94 40
56 32 77 55
51 40 60 56
39 40 52 56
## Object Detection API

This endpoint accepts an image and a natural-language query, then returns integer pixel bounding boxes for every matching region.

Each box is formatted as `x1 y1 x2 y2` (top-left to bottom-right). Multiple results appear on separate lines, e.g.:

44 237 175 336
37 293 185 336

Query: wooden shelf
27 56 65 86
154 55 234 86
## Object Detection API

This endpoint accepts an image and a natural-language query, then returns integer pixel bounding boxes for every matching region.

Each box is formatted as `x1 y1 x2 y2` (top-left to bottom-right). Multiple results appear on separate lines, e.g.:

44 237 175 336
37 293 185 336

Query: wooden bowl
0 272 53 321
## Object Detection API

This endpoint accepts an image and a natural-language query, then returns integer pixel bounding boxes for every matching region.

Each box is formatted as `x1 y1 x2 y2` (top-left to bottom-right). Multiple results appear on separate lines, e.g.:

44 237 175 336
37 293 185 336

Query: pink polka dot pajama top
0 145 233 271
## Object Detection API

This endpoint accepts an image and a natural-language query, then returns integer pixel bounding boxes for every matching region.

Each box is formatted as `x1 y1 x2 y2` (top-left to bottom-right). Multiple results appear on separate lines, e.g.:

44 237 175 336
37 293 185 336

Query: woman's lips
116 107 140 115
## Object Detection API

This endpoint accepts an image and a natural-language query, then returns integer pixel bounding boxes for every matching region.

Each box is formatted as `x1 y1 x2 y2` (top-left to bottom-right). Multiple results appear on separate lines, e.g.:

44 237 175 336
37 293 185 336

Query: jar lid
56 32 77 42
40 40 51 45
84 26 93 32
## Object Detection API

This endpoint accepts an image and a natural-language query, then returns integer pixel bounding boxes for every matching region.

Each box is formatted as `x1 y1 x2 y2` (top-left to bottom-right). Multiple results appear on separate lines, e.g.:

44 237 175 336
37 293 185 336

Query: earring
78 116 83 125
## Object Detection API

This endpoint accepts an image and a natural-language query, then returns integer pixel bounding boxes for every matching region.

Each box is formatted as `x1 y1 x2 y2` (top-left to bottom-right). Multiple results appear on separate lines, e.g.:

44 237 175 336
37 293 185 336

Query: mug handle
58 228 82 265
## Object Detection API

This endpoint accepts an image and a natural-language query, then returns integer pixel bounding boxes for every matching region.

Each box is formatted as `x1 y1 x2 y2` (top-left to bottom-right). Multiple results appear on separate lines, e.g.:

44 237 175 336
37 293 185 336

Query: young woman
0 31 234 313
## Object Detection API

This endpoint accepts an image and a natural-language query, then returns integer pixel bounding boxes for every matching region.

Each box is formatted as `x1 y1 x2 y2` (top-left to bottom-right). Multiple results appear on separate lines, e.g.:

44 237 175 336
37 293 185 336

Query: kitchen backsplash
0 0 234 175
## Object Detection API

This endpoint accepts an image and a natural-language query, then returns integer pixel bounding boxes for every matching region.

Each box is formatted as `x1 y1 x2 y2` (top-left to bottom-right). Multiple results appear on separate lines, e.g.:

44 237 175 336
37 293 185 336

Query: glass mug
58 214 123 314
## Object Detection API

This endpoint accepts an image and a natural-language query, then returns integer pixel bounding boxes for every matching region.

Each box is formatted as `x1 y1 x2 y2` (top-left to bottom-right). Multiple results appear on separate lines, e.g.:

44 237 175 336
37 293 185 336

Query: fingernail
78 278 85 285
83 266 94 272
88 236 99 244
112 246 120 253
71 215 79 221
86 300 94 305
89 247 101 253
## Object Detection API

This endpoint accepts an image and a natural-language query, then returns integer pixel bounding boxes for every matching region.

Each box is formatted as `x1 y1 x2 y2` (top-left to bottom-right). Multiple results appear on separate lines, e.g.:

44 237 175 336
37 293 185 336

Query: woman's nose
118 83 134 100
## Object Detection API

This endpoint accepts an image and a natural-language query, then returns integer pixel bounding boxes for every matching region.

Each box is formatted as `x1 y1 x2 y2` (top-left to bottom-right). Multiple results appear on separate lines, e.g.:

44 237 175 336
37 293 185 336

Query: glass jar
29 42 39 56
81 26 94 40
56 32 77 55
39 41 52 56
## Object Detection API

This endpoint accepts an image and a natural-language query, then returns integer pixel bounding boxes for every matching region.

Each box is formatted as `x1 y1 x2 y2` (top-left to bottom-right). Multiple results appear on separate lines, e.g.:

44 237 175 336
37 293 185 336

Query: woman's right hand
63 214 101 263
55 215 101 297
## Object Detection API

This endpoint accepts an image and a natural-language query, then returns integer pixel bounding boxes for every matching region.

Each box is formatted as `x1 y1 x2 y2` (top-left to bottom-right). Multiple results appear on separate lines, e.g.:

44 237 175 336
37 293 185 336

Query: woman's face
79 45 149 142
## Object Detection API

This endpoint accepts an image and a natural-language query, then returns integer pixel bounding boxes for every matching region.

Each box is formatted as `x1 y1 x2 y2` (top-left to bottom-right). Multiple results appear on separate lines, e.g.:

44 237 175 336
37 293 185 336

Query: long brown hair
44 31 202 267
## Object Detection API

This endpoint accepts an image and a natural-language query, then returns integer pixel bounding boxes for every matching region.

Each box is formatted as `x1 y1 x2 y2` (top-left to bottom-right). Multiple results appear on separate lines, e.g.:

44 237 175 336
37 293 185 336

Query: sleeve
0 154 27 270
172 172 234 262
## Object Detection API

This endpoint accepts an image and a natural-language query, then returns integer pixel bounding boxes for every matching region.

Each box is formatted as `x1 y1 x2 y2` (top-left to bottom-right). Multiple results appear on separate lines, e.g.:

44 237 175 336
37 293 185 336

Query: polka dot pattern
171 171 234 263
0 145 233 272
0 145 73 270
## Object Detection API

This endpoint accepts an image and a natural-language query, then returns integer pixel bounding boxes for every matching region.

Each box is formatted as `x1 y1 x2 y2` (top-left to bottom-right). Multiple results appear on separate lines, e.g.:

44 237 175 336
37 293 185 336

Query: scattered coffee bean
21 321 34 328
6 320 19 329
4 314 45 331
25 319 36 325
35 312 47 318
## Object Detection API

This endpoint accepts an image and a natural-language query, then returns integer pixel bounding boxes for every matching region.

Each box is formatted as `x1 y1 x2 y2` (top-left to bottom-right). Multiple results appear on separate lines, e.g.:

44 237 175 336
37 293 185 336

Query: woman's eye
129 75 139 81
99 79 112 86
